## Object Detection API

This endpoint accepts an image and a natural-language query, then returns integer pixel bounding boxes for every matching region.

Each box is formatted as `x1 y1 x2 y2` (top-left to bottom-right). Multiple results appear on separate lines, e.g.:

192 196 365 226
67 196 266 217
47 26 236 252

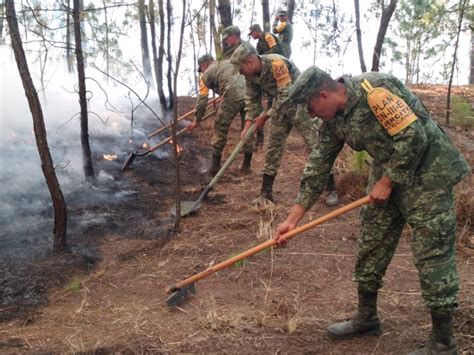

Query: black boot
408 311 458 355
325 173 339 207
208 153 221 177
252 174 275 206
327 290 382 340
240 153 252 174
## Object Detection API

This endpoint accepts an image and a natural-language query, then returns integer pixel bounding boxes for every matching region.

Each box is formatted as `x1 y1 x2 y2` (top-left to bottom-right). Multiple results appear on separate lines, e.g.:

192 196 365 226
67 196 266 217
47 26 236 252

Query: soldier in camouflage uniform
230 44 339 207
188 54 254 175
273 66 471 355
272 9 293 58
248 23 286 57
222 25 265 147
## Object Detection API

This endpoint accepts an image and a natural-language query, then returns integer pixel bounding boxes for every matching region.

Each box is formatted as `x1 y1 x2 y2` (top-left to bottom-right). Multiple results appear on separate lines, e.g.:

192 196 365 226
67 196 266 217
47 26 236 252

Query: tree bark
287 0 295 23
210 0 221 58
470 21 473 84
446 0 468 125
157 0 167 106
371 0 397 72
354 0 367 72
6 0 68 252
262 0 270 32
149 0 161 95
138 0 152 81
166 0 173 109
65 0 74 73
171 0 187 230
217 0 232 28
0 0 5 44
73 0 95 180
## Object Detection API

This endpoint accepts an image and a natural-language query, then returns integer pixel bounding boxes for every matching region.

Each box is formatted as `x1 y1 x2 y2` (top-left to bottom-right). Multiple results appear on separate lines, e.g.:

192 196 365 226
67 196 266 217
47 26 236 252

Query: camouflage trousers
354 164 459 313
262 105 320 177
212 95 254 155
282 43 292 58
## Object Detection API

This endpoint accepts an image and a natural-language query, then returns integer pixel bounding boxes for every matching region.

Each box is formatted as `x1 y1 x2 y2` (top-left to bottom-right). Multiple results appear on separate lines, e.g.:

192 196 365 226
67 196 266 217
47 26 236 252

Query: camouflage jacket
244 54 300 120
256 32 286 56
295 72 472 210
195 59 245 122
272 20 293 46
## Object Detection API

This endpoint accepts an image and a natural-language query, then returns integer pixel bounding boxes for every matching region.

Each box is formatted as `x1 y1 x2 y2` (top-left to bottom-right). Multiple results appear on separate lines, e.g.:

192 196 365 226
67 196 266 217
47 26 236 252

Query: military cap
277 9 288 16
248 23 262 35
288 66 332 104
197 54 214 66
229 42 258 67
221 25 241 40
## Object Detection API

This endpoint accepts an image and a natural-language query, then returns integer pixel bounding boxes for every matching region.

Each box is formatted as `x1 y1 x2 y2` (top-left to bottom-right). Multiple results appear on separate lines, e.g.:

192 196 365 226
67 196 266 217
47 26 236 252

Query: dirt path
0 89 472 353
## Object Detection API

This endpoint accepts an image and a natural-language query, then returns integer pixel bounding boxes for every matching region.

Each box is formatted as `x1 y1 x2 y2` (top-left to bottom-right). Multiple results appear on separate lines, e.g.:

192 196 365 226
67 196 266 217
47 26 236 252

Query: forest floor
0 86 473 353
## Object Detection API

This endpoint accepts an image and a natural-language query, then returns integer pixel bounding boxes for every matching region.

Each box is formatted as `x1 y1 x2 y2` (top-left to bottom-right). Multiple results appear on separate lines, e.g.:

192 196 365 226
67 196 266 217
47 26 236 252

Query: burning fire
142 142 150 149
103 154 118 161
169 139 184 154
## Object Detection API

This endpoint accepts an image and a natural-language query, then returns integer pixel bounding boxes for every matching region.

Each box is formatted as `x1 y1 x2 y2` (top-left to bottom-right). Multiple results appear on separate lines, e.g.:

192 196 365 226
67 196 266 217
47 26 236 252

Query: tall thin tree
64 0 74 73
0 0 5 44
354 0 367 72
166 0 173 109
157 0 167 106
217 0 232 27
138 0 152 82
262 0 270 32
371 0 397 72
6 0 68 251
446 0 469 125
73 0 95 180
170 0 187 230
470 21 473 85
210 0 221 58
287 0 295 23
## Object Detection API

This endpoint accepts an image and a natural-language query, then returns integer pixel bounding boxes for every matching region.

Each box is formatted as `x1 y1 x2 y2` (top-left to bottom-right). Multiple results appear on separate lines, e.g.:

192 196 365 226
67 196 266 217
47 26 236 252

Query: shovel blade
170 200 202 217
166 283 196 308
122 153 137 170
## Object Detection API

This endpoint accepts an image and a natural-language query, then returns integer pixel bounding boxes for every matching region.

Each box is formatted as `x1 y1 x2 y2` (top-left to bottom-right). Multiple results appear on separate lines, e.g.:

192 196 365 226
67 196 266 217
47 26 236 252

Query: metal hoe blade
122 152 137 170
170 200 202 217
166 283 196 307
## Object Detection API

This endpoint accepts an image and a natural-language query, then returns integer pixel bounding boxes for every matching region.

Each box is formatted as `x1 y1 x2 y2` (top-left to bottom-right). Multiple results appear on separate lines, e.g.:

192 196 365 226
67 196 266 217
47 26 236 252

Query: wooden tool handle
147 96 222 138
167 196 370 293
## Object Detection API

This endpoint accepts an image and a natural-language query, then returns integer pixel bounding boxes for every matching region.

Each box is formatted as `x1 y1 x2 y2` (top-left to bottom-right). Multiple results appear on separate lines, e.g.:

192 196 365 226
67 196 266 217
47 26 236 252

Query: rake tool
170 123 256 217
166 195 371 307
147 96 222 139
122 110 217 170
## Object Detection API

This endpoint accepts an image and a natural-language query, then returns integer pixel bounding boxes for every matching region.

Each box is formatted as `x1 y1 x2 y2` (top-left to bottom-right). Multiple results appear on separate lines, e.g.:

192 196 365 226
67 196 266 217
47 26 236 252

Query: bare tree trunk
103 0 110 82
171 0 187 230
6 0 68 252
210 0 221 58
371 0 397 72
262 0 270 32
73 0 95 181
157 0 167 106
217 0 232 27
138 0 152 82
65 0 74 73
188 5 198 91
287 0 295 23
149 0 160 94
0 0 5 44
354 0 367 72
470 22 473 84
446 0 468 125
166 0 173 109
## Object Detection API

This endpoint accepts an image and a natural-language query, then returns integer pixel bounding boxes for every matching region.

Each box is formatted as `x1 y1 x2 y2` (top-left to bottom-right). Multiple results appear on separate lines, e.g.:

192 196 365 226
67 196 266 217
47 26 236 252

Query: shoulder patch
272 59 291 88
264 34 277 48
361 79 417 136
199 76 209 96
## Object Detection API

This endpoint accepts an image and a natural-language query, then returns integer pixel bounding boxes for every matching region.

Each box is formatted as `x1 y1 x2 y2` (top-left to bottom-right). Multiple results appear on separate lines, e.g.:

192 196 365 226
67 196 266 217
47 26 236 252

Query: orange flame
103 154 118 161
169 139 184 154
142 142 150 149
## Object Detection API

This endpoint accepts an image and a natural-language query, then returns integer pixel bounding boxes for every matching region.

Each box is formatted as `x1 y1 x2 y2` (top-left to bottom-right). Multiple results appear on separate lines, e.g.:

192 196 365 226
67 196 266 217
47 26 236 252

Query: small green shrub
64 278 82 293
352 150 369 174
450 96 473 128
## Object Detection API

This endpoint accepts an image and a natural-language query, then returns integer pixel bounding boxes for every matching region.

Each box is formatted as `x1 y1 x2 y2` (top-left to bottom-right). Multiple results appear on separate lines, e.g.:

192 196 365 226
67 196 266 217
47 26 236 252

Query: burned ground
0 88 472 353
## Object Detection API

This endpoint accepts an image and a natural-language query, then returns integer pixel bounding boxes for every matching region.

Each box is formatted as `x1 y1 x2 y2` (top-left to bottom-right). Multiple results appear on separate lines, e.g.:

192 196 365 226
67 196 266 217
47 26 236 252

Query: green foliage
229 252 249 268
352 150 369 174
64 278 82 293
450 96 474 128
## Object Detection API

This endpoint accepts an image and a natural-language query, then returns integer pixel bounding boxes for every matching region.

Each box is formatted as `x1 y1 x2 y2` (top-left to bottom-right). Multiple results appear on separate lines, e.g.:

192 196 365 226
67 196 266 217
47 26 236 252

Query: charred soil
0 89 473 353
